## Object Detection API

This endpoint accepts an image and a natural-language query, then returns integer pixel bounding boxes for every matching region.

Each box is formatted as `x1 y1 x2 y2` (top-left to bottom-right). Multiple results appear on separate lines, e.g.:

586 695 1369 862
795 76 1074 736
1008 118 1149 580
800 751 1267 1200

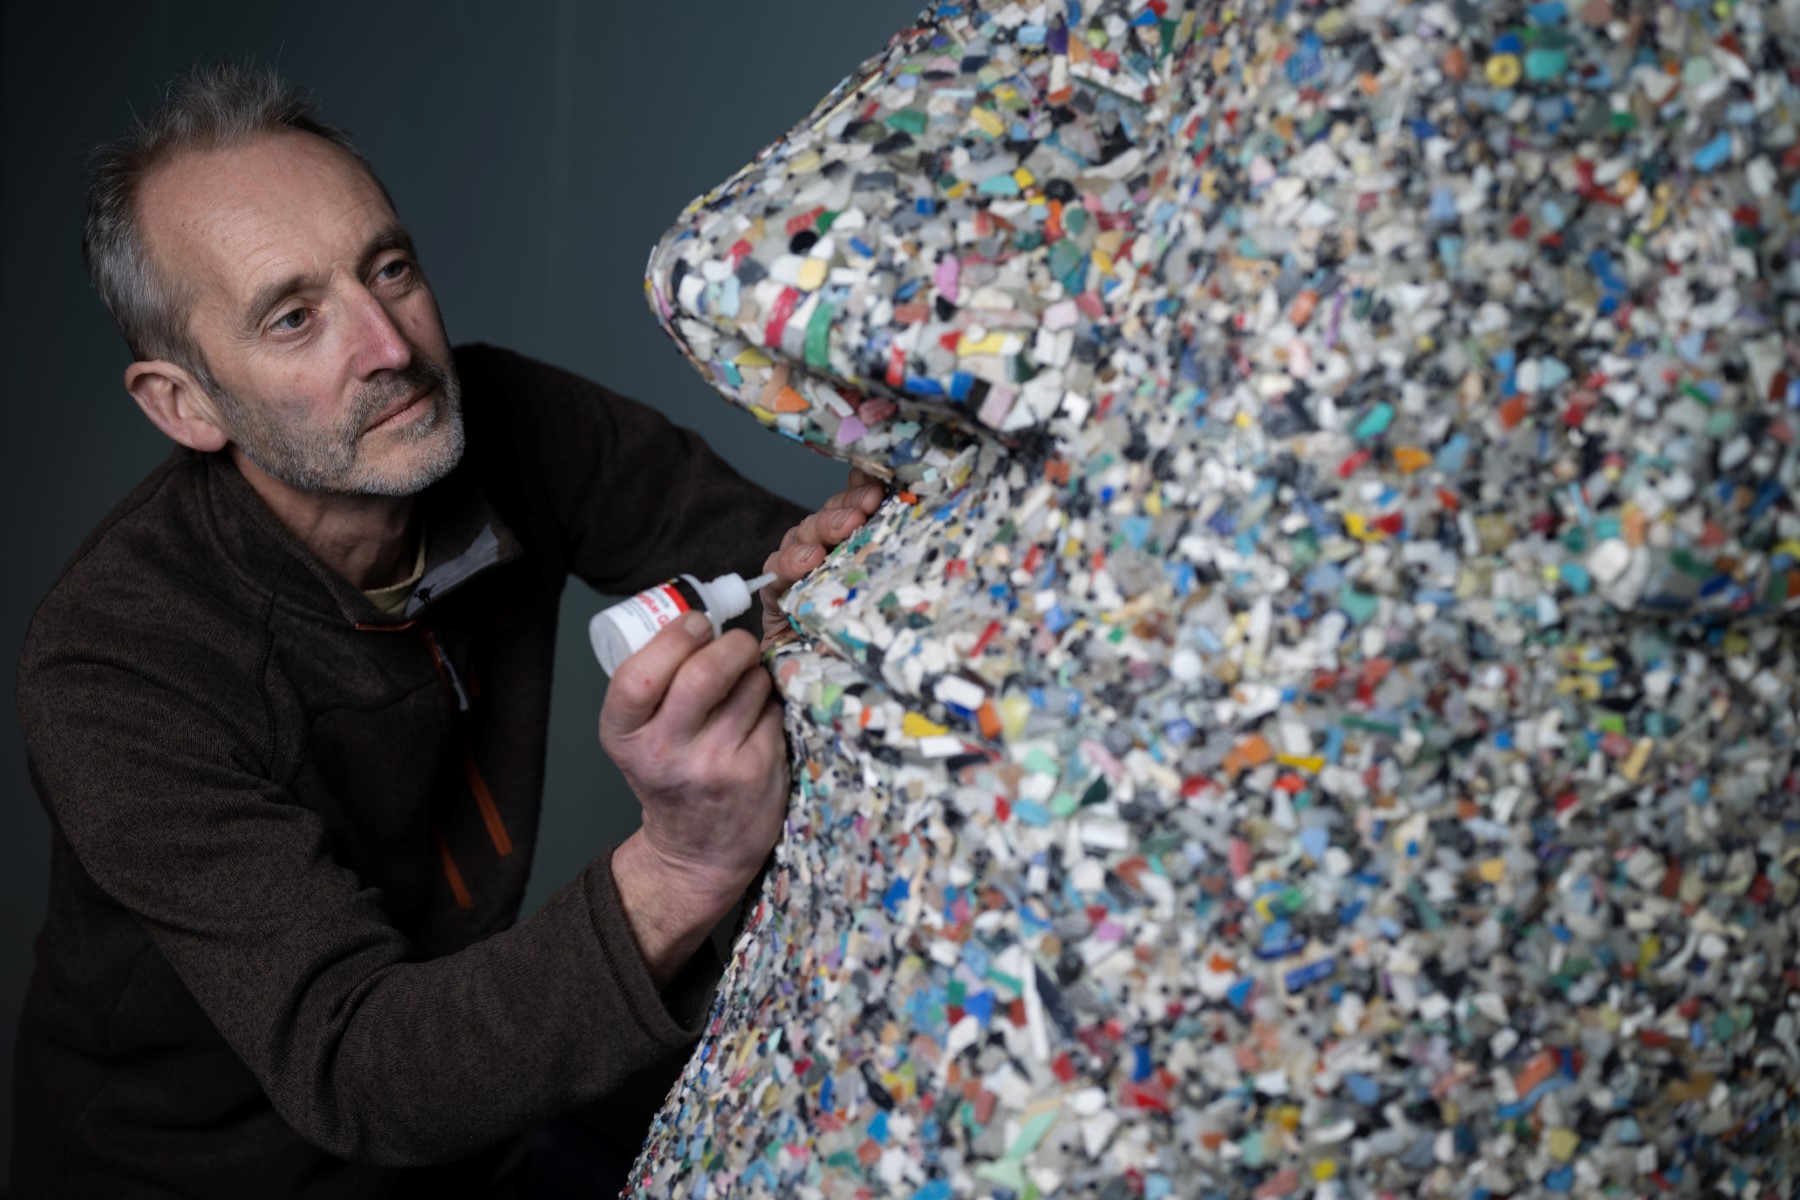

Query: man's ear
124 360 230 453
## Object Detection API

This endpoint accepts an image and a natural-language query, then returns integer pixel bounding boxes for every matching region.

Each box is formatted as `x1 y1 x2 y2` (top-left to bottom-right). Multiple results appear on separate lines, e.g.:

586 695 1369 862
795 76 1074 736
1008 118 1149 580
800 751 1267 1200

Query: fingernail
682 612 712 637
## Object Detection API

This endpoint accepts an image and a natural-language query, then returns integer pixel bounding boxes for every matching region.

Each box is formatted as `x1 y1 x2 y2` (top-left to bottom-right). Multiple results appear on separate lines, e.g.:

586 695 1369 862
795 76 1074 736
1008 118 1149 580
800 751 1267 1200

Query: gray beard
205 355 466 497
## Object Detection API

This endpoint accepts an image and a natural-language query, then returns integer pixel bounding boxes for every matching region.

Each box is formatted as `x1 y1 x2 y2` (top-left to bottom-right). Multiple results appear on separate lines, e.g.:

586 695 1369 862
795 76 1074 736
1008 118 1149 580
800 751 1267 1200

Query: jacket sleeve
17 651 717 1167
460 343 810 602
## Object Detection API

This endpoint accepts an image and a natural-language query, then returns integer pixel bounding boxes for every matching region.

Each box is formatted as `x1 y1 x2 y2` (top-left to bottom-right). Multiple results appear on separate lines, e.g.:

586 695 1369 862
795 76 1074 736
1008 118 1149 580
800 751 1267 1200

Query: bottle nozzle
746 571 777 592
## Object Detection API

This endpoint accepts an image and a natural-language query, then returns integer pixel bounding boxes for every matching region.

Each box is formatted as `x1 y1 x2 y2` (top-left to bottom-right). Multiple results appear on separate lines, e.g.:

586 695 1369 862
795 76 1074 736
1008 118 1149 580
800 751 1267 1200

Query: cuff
582 848 721 1049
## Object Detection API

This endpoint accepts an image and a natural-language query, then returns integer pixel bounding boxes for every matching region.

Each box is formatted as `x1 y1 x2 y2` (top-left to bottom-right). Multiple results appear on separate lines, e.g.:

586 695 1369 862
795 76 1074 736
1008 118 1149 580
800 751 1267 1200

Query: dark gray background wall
0 0 919 1180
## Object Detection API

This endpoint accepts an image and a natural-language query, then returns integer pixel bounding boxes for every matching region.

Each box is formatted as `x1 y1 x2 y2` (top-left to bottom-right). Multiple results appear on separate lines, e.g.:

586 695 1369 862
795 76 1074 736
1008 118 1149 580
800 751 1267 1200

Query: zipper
421 628 471 712
436 826 473 910
417 629 513 859
355 618 513 909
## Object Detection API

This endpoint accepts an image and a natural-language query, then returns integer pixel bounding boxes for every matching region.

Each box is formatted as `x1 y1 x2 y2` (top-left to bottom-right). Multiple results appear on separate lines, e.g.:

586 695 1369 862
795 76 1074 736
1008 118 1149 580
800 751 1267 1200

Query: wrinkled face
140 131 463 495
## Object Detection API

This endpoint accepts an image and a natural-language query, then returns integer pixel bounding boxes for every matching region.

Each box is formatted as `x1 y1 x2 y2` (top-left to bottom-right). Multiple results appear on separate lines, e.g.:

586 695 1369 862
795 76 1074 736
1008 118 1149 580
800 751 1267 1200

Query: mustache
352 356 453 427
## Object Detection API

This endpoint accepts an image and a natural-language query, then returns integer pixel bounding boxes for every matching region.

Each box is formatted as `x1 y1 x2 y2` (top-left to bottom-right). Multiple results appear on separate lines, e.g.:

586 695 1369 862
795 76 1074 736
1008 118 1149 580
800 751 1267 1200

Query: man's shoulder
452 341 621 413
20 449 260 694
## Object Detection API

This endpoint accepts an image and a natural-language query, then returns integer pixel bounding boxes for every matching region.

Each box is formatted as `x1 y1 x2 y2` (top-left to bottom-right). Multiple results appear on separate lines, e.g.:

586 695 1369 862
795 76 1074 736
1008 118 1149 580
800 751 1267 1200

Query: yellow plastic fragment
1547 1128 1579 1161
1345 512 1383 542
1275 753 1325 773
1619 738 1655 783
969 107 1005 138
902 712 949 739
958 332 1012 356
734 347 774 368
998 694 1030 741
1477 858 1505 884
1557 676 1602 700
797 258 828 292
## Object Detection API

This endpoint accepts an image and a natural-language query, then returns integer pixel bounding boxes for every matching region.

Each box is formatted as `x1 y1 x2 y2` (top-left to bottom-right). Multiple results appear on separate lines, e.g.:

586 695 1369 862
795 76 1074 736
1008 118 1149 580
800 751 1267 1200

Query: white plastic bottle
588 571 776 677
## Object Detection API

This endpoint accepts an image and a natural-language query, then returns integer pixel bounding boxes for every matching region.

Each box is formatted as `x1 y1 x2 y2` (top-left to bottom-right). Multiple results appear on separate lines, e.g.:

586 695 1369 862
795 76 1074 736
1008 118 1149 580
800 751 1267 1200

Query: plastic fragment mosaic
631 0 1800 1195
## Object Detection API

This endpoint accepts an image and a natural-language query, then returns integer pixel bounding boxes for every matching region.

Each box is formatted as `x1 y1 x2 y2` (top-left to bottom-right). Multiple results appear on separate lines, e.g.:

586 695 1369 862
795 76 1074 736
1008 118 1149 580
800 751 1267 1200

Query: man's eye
272 308 308 332
377 259 412 281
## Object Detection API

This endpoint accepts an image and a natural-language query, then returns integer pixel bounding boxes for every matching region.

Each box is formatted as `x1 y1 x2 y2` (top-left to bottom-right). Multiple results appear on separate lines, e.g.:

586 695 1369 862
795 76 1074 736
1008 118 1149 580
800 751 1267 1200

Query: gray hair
83 61 388 374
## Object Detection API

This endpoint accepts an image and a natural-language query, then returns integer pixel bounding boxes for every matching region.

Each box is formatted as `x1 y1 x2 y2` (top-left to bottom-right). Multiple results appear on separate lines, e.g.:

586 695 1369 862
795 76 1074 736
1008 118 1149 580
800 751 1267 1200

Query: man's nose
343 282 413 376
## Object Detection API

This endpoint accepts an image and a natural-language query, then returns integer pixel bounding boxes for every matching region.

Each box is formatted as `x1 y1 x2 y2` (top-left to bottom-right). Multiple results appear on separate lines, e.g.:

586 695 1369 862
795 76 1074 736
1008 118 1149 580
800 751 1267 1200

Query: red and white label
609 582 694 646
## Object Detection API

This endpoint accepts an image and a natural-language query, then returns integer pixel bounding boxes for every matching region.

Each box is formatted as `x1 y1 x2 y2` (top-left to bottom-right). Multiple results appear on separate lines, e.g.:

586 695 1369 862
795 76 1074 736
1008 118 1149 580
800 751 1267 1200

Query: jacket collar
199 447 524 627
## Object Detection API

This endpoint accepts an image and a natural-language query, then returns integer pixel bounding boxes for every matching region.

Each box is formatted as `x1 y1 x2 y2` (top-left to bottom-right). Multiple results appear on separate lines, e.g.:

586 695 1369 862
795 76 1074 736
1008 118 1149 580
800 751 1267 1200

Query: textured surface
633 1 1800 1195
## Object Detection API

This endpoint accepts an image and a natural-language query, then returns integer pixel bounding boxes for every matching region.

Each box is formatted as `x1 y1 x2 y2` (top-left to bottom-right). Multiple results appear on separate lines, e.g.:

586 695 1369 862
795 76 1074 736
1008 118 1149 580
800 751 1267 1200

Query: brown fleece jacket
12 344 806 1197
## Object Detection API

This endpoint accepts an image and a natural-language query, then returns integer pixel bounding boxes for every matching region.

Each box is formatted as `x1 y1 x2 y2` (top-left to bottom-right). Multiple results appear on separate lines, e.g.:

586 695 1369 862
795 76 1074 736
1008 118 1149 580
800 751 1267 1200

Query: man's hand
602 612 788 989
759 467 885 650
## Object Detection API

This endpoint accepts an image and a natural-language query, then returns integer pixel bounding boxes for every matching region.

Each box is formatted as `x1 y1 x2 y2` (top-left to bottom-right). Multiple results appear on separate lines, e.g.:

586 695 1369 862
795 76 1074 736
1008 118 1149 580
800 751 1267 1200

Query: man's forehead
139 132 396 313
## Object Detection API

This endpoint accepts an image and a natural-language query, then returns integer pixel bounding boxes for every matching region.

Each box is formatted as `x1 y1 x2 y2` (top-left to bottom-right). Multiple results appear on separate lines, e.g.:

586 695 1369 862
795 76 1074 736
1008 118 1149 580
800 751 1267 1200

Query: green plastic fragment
1007 1108 1060 1159
804 301 835 370
885 108 927 135
1354 402 1395 441
977 1160 1029 1192
1339 585 1380 623
985 968 1023 995
1407 879 1445 931
1524 47 1568 79
1671 550 1713 578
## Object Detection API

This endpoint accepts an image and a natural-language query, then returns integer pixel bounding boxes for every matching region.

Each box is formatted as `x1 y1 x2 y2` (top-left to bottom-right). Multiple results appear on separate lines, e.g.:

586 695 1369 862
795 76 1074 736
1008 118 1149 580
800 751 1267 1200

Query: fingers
713 661 778 751
657 629 764 741
748 699 788 776
774 489 883 563
761 472 892 650
845 468 884 513
777 477 886 548
601 611 716 736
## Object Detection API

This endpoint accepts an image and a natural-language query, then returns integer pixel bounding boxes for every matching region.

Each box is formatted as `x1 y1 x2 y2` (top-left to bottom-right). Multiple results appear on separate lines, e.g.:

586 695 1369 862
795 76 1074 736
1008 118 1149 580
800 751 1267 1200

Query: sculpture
631 0 1800 1194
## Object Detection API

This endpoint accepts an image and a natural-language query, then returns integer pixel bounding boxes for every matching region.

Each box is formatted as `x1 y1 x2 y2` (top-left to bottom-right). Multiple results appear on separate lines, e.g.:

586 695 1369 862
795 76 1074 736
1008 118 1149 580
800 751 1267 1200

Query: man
11 63 880 1196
